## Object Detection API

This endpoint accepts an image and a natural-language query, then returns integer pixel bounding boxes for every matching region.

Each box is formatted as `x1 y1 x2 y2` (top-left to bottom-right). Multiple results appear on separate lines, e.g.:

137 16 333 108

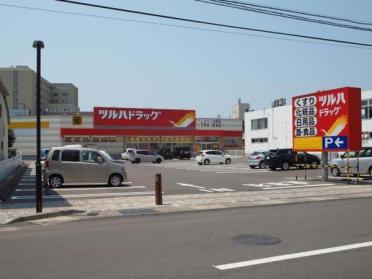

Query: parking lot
8 157 358 204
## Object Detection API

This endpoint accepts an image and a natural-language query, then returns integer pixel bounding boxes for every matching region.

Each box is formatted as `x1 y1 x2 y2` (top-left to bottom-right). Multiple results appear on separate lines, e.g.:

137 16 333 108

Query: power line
0 2 371 50
197 0 372 32
54 0 372 48
202 0 372 26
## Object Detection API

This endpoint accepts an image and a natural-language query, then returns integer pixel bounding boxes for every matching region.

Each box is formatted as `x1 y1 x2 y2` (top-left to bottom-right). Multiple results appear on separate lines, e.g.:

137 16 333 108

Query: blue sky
1 0 372 117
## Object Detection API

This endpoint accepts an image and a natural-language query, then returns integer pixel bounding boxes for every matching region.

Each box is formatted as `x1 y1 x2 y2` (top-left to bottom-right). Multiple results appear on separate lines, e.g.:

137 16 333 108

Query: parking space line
177 183 205 189
214 241 372 270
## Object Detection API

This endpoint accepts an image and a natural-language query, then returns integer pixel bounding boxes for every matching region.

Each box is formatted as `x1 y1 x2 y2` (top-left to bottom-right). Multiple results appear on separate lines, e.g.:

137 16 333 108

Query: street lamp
33 40 44 213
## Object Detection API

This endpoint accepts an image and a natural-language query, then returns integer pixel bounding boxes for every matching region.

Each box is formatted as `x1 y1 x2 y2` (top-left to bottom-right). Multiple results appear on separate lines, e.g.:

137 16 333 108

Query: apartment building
0 66 79 116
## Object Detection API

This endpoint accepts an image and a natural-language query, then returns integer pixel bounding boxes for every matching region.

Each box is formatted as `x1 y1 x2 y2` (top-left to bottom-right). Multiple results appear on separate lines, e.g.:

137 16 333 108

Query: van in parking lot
44 146 128 188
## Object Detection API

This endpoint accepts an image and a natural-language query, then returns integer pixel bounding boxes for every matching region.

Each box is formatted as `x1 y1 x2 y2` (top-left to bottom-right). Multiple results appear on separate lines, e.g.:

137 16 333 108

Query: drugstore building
11 107 243 157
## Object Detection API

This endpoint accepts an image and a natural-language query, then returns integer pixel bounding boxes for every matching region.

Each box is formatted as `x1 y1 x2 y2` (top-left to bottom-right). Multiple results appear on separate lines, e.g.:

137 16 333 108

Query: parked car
172 147 192 160
196 150 232 165
330 148 372 177
266 149 320 171
248 151 268 169
131 150 164 164
121 148 136 160
158 148 173 160
43 146 128 188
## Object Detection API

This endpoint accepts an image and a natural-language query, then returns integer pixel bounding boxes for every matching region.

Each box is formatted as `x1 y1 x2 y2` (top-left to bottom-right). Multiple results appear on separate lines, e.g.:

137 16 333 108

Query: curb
7 210 86 224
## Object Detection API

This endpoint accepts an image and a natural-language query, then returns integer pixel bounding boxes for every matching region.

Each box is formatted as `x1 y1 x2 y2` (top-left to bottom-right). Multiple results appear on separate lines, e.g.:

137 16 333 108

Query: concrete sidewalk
1 183 372 224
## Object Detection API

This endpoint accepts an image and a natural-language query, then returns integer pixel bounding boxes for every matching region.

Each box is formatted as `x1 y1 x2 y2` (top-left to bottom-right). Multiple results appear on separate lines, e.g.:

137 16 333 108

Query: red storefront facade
61 107 243 154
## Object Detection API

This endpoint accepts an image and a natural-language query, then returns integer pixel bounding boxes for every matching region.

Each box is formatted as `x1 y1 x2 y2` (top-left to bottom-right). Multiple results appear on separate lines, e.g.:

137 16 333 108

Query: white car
131 150 164 164
330 148 372 176
121 148 136 160
196 150 232 165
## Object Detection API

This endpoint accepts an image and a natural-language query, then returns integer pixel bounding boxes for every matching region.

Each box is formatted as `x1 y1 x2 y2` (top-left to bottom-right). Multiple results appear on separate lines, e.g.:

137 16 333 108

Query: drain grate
232 234 282 246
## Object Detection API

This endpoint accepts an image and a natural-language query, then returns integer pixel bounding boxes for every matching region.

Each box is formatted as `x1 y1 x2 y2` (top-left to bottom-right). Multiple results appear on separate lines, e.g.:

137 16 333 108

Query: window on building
251 118 268 130
361 99 372 119
251 137 268 144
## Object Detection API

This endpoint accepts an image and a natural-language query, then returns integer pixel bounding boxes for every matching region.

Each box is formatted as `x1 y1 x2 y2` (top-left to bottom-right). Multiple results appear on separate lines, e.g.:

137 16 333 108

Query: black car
265 149 320 171
158 148 172 160
172 147 192 160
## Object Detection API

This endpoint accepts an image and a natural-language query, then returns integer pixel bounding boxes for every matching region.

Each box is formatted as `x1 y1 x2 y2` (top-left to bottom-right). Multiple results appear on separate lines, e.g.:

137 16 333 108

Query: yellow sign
72 115 82 126
10 121 49 129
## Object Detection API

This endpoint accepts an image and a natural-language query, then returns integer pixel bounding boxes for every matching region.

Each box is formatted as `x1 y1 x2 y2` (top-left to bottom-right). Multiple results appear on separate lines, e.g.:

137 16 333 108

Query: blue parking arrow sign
323 136 348 150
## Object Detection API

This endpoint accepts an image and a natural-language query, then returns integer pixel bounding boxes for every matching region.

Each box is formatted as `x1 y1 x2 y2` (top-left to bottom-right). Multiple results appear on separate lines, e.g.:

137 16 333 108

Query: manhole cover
232 234 282 246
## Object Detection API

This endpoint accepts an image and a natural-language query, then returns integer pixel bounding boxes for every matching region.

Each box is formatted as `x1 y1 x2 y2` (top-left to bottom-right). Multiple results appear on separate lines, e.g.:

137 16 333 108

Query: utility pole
33 40 44 213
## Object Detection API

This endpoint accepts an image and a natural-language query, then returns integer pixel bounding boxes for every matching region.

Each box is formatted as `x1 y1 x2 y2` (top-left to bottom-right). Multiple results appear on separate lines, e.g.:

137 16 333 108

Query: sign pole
357 151 360 185
346 151 350 184
322 151 328 182
33 40 44 213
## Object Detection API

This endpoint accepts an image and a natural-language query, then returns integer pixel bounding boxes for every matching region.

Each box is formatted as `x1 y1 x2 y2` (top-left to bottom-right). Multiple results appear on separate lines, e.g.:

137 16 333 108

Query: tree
8 128 16 148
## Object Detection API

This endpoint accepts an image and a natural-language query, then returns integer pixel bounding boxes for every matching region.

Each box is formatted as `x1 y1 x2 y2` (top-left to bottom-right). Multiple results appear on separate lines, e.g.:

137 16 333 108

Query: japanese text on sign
293 95 318 138
292 87 361 152
98 109 161 121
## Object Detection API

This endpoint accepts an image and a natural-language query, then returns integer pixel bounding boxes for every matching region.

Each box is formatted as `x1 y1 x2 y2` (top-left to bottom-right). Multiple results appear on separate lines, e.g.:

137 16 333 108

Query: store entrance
198 142 220 151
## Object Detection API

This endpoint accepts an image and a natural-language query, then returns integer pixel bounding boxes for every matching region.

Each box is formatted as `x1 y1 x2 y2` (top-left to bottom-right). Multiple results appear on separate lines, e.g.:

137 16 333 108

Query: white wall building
245 90 372 154
0 78 10 160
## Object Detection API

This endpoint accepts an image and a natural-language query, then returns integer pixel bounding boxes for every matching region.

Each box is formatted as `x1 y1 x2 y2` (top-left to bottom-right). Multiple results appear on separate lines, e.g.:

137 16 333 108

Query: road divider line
214 241 372 270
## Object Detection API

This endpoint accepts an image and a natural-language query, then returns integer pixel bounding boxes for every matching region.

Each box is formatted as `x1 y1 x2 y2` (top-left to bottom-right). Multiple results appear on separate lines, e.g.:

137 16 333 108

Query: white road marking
210 188 235 192
10 191 154 200
177 183 236 193
214 241 372 270
177 183 205 189
242 183 265 188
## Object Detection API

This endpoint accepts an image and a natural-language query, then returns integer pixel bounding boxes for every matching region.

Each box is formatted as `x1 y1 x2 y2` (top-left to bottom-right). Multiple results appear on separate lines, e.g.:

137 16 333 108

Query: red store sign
94 107 196 128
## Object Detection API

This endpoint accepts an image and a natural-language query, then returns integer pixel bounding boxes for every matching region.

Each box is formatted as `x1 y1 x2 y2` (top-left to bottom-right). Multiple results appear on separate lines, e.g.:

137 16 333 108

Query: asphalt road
9 158 351 203
1 198 372 279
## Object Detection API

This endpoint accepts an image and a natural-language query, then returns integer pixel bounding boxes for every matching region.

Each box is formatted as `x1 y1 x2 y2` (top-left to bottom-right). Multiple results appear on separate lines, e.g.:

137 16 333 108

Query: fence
225 149 245 157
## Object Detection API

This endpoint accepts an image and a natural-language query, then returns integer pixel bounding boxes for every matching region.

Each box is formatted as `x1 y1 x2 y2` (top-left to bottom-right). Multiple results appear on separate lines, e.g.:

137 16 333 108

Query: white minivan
44 146 128 187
